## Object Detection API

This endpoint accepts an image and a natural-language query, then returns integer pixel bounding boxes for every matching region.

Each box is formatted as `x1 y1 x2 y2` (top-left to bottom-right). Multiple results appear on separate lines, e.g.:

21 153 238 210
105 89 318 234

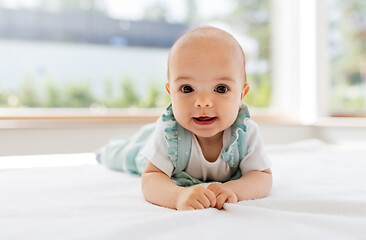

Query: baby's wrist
222 182 239 198
174 186 187 210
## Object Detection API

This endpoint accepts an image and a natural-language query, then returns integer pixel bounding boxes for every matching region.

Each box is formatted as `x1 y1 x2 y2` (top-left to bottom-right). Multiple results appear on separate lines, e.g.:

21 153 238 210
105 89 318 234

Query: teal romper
97 103 251 186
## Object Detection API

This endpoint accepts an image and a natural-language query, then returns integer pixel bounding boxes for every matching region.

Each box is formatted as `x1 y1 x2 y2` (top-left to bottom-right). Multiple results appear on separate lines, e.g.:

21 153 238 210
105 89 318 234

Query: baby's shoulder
244 118 259 130
234 117 261 143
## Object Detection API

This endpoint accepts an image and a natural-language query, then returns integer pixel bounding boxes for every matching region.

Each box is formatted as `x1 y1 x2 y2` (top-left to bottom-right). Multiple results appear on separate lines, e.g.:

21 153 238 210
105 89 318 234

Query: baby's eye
214 85 228 94
181 85 194 93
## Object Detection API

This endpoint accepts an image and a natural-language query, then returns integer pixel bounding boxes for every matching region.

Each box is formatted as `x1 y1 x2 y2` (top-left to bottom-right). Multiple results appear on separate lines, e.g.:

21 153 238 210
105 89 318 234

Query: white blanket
1 139 365 240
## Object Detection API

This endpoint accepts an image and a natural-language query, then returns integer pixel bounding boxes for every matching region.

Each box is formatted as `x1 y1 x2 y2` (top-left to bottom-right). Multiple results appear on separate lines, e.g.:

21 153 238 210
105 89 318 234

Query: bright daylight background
0 0 365 116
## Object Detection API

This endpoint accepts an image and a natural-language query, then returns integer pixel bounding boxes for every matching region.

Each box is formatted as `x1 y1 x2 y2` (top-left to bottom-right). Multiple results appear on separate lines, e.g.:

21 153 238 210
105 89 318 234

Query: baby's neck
195 131 224 163
195 132 223 146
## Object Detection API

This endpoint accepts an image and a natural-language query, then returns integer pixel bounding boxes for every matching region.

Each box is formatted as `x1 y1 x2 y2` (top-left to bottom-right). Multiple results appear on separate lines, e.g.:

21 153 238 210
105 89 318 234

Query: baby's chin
191 128 225 140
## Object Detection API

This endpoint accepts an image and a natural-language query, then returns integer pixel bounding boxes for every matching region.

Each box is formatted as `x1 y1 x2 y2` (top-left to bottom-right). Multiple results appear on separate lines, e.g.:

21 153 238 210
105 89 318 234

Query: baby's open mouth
193 117 217 125
194 117 216 121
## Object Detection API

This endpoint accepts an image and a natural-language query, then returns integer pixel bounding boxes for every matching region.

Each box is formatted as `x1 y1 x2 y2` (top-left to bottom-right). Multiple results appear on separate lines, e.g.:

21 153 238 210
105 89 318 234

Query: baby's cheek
171 107 189 127
222 106 239 121
171 102 184 115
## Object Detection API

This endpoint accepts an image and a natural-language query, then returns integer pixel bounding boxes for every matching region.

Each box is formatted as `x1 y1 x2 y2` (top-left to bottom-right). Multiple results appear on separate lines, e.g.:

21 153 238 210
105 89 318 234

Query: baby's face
166 36 249 140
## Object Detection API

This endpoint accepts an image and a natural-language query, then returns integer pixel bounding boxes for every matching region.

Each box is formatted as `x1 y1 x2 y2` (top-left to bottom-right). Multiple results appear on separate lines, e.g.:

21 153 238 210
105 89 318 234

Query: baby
98 26 272 210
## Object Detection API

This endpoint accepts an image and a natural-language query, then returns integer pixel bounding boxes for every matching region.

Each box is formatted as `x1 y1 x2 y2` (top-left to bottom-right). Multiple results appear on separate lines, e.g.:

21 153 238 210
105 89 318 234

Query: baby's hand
207 183 238 209
176 185 216 210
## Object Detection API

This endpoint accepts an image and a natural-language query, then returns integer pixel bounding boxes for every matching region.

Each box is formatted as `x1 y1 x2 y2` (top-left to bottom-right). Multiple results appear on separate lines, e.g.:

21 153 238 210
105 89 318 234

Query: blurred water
0 39 169 97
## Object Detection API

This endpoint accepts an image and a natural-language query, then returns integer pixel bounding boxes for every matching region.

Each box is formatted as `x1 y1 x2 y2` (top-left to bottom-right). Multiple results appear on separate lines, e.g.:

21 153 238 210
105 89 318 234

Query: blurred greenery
227 0 271 60
18 75 40 107
244 73 271 107
140 80 162 108
44 79 63 107
0 74 172 108
0 87 8 106
228 0 272 108
64 80 95 108
115 76 140 108
3 0 365 114
329 0 366 115
0 0 272 109
0 73 271 108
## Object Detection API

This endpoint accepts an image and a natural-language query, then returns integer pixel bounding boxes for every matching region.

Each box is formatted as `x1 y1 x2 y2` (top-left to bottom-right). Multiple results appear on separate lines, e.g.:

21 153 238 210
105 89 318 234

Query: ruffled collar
162 103 251 169
221 104 250 167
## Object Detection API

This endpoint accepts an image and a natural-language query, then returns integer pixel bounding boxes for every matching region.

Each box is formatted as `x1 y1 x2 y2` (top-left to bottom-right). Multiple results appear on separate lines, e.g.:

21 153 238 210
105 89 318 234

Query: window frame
272 0 365 120
271 0 332 124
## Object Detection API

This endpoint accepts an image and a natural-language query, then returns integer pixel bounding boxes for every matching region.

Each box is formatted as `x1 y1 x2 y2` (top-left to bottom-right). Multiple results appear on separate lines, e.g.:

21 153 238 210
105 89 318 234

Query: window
327 0 366 116
269 0 365 123
0 0 272 110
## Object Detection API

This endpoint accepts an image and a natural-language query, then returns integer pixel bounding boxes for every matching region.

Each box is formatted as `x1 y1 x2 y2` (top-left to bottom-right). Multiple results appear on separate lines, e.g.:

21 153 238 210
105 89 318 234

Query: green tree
244 73 270 107
18 75 40 107
329 0 366 114
226 0 272 108
44 80 64 107
116 76 139 107
64 80 95 107
102 77 116 107
140 80 170 108
227 0 271 59
140 81 160 108
0 86 8 107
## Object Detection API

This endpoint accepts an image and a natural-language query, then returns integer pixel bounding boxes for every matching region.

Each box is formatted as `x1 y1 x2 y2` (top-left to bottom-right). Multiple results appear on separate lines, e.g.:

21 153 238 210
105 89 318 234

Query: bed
1 139 365 240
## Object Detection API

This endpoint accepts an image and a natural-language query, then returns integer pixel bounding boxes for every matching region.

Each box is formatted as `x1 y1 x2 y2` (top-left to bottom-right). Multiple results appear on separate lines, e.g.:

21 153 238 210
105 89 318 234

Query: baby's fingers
190 201 205 210
204 189 217 208
196 193 211 208
215 194 227 210
226 193 238 204
207 183 221 195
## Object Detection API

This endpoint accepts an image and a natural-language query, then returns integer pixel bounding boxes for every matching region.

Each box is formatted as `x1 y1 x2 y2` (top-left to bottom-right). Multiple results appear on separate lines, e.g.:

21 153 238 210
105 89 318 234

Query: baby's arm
142 161 216 210
208 169 272 209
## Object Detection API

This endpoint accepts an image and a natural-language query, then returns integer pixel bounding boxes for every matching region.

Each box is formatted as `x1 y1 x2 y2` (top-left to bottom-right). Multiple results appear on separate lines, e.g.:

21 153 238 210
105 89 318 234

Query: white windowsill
0 108 364 129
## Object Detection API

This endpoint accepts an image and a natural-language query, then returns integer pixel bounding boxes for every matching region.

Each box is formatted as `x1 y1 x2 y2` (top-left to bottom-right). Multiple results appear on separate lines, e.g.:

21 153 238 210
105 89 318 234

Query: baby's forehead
167 27 246 81
172 28 240 53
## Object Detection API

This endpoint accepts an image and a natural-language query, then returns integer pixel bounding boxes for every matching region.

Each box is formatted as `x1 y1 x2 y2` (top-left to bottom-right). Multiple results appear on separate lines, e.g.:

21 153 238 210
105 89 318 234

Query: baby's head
165 27 250 139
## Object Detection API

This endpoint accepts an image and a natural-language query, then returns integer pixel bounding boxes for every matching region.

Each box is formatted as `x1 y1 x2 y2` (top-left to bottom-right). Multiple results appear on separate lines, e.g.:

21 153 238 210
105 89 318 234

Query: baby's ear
165 82 171 95
241 83 250 100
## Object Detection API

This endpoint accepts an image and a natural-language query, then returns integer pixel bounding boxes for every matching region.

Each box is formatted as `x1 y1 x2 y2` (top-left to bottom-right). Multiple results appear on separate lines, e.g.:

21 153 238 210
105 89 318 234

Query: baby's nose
194 94 213 108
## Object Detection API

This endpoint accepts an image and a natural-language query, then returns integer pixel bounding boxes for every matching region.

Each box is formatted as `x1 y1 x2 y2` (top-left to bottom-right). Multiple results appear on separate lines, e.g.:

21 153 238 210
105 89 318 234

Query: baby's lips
194 116 216 121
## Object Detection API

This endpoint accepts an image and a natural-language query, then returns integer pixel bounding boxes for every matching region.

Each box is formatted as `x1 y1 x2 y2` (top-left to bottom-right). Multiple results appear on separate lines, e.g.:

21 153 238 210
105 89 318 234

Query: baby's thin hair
167 26 247 83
